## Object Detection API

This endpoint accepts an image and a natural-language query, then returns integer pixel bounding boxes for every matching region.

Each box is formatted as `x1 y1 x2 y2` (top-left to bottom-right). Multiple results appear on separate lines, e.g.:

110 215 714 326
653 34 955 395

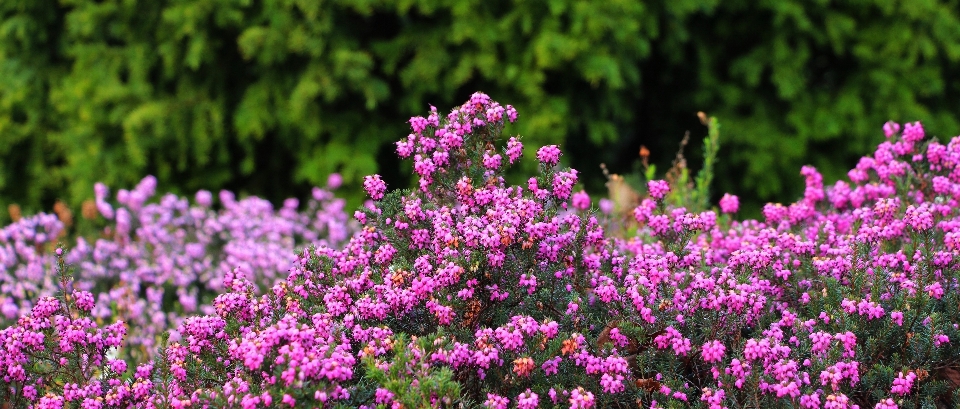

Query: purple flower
598 198 614 215
363 175 387 200
539 356 561 376
701 340 726 363
195 190 213 207
506 137 523 163
73 290 95 312
647 180 670 200
483 393 509 409
719 193 739 214
572 190 591 210
327 173 343 189
902 121 924 142
891 311 904 326
568 387 595 409
875 398 899 409
536 145 562 165
515 390 538 409
890 371 917 395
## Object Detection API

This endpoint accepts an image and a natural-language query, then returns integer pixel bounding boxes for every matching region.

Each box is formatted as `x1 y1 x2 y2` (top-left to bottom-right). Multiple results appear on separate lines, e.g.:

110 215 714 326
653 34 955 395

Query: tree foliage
1 0 958 219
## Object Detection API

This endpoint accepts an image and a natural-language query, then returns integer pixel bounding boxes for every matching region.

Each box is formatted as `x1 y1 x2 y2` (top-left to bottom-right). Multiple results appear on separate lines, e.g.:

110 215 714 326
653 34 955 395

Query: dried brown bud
81 200 98 220
635 378 661 392
7 204 21 222
54 200 74 228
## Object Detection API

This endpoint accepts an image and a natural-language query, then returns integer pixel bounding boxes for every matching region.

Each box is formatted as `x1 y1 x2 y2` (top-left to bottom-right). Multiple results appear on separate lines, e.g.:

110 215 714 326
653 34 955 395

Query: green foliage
677 0 960 215
0 0 652 220
2 0 959 222
609 115 719 227
362 334 462 408
654 114 722 213
691 114 719 212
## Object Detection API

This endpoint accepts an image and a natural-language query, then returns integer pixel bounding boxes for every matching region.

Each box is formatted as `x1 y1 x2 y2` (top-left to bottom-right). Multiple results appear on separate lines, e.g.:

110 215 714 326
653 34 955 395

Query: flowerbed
1 176 354 362
2 93 959 408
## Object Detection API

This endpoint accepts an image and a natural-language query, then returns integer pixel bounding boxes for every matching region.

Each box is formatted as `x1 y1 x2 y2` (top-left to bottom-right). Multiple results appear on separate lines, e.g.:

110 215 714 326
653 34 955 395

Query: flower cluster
0 247 156 407
2 97 960 408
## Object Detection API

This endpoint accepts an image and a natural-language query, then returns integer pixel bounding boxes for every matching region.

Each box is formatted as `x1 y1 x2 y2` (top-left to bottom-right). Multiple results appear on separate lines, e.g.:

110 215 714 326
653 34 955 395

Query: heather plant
616 120 960 408
139 94 960 408
0 212 64 318
0 245 156 408
0 176 355 362
4 93 960 409
148 92 646 407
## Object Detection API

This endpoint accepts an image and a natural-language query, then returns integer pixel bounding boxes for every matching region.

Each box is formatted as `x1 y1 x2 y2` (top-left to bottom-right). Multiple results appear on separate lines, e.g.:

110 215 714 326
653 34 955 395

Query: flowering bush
3 93 960 408
0 176 354 361
0 246 155 408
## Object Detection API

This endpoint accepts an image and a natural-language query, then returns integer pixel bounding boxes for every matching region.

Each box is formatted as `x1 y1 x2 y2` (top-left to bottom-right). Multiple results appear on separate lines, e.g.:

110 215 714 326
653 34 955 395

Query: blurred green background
2 0 959 222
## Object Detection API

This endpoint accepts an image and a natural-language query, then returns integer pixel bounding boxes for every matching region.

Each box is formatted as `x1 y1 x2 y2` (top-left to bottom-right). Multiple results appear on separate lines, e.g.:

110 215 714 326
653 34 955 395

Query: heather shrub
137 94 960 408
0 246 155 408
0 213 64 317
0 177 355 362
4 93 960 409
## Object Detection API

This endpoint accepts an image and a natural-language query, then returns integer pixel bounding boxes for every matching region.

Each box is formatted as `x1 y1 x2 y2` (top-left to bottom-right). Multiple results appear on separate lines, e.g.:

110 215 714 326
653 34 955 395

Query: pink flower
890 371 917 395
482 152 502 170
654 327 692 356
824 393 853 409
883 121 901 138
875 398 898 409
73 290 95 312
363 175 387 200
834 331 857 358
568 387 595 409
800 391 821 408
891 311 904 326
719 193 739 214
552 170 579 200
506 137 523 163
647 180 670 200
701 340 726 363
572 191 591 210
483 393 509 409
108 359 127 374
537 145 562 165
506 105 518 122
699 388 725 409
195 190 213 206
902 121 924 142
516 390 539 409
600 373 625 393
926 282 944 299
327 173 343 189
810 331 833 356
598 198 614 215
